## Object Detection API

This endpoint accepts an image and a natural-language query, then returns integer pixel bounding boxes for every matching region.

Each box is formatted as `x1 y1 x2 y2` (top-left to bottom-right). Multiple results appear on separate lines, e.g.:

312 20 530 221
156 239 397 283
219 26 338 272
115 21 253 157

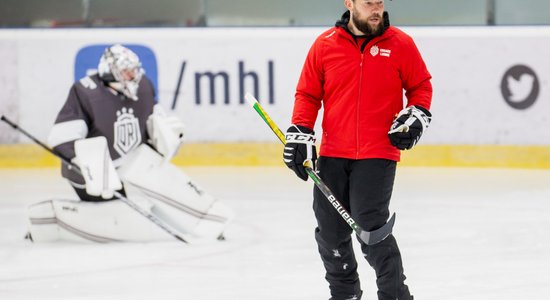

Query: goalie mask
98 44 144 101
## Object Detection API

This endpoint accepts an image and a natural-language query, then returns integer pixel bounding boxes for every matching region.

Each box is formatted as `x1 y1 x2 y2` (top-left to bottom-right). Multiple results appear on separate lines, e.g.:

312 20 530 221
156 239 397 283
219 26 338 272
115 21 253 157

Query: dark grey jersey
48 74 156 184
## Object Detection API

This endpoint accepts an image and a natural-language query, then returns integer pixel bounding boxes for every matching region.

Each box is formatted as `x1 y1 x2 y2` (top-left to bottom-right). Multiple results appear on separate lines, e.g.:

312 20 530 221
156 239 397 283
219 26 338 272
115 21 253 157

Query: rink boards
1 26 550 168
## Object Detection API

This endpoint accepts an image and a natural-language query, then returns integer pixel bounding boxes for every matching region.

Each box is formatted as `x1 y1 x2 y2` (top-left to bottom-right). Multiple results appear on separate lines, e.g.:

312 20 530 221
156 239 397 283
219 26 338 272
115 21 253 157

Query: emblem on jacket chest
370 45 380 57
370 45 391 57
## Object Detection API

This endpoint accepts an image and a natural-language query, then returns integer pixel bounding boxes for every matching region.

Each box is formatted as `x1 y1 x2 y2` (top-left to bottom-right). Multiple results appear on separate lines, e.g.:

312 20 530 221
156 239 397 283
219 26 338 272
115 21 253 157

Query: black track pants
313 157 412 300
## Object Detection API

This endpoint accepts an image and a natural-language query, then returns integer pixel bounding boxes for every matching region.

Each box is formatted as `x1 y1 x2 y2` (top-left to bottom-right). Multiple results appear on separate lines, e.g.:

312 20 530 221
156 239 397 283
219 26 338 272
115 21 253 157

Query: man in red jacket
283 1 432 299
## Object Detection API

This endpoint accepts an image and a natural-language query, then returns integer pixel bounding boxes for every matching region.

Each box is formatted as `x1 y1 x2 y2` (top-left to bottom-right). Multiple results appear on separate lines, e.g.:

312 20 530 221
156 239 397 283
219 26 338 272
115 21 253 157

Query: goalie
27 44 233 243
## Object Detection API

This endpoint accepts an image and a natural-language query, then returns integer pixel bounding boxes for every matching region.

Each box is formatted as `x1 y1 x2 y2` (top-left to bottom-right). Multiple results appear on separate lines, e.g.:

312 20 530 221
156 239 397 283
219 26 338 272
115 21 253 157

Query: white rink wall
1 26 549 146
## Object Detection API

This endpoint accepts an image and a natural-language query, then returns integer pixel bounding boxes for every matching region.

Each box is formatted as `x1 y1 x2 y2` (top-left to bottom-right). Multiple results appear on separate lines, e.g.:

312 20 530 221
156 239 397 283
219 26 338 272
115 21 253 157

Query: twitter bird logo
507 73 535 102
501 65 539 110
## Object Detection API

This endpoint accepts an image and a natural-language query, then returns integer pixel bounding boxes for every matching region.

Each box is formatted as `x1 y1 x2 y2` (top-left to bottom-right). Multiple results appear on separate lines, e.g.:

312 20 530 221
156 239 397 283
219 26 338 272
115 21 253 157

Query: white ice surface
1 166 550 300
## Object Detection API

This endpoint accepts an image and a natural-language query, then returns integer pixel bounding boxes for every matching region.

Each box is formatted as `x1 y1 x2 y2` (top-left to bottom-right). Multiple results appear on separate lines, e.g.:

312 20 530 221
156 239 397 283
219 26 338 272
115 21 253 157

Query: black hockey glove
283 125 317 181
388 105 432 150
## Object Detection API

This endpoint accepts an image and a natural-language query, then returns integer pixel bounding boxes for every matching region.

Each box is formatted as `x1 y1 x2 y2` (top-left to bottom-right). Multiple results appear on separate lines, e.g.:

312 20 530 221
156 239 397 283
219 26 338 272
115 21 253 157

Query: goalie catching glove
283 125 317 181
146 104 185 161
388 105 432 150
73 136 122 199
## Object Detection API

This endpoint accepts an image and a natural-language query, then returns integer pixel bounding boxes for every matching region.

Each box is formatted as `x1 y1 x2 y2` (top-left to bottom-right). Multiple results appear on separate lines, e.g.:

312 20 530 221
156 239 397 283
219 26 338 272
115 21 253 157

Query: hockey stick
0 115 190 244
244 93 395 245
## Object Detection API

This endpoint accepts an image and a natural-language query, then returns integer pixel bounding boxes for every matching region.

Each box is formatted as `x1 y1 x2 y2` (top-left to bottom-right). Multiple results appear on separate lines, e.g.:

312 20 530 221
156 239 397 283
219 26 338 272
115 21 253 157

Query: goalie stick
244 93 395 245
0 115 190 244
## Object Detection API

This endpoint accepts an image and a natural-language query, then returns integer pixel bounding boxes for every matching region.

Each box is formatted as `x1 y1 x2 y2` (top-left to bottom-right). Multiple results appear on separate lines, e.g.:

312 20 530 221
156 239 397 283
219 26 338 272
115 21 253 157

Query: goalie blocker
27 144 233 243
73 136 122 199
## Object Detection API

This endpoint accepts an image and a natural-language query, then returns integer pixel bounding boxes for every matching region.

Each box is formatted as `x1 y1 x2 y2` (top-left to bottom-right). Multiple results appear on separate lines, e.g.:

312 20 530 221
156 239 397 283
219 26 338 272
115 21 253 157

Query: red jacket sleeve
400 35 433 110
292 37 324 130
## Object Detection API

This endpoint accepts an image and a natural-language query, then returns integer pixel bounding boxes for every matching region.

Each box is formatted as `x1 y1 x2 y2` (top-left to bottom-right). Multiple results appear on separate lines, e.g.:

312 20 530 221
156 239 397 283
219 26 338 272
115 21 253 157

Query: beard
352 12 384 36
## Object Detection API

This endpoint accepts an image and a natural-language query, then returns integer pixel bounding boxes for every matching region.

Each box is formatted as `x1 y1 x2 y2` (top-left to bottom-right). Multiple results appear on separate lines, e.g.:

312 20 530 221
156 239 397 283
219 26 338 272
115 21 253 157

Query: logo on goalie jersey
113 107 142 156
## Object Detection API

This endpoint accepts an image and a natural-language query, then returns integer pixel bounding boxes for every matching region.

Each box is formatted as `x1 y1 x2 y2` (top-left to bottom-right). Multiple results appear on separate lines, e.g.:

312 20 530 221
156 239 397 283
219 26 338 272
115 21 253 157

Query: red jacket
292 23 432 162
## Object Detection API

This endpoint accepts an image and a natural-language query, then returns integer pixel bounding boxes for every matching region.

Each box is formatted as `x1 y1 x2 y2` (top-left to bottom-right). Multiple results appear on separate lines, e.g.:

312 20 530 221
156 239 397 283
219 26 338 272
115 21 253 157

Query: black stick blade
358 213 396 245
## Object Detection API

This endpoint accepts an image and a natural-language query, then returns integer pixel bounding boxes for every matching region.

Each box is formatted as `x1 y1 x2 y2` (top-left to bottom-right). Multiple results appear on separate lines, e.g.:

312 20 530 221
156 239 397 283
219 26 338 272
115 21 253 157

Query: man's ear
344 0 353 10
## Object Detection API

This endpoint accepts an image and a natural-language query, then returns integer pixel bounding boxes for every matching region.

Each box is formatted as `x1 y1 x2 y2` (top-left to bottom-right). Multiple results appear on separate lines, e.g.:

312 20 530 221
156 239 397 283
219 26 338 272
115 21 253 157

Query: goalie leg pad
27 198 175 242
118 144 234 239
27 200 60 242
192 200 234 238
